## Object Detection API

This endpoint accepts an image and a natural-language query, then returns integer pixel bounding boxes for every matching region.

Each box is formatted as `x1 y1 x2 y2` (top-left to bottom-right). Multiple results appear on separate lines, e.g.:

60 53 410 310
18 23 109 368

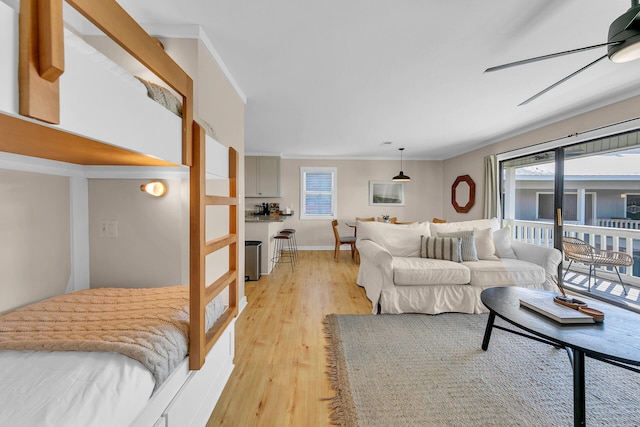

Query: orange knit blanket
0 286 192 389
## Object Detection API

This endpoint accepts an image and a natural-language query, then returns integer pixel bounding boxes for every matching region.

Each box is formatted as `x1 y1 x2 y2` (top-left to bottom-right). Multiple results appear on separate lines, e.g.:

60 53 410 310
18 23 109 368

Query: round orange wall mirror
451 175 475 213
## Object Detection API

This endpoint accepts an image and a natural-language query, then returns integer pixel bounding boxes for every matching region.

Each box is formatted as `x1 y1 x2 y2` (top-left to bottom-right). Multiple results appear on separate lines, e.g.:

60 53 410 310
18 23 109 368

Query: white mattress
0 350 154 427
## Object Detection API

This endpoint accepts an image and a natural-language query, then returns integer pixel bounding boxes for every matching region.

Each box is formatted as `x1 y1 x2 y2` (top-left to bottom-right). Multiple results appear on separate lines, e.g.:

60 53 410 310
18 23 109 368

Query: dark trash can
245 240 262 281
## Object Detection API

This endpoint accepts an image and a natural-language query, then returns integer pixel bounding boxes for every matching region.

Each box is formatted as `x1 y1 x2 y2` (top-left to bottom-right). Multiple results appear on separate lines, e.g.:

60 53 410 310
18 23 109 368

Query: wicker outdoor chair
562 236 633 295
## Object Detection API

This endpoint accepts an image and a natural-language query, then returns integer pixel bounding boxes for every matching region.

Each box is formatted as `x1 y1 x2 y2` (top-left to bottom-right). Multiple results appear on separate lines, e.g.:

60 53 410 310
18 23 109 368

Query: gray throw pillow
438 230 478 261
420 236 462 262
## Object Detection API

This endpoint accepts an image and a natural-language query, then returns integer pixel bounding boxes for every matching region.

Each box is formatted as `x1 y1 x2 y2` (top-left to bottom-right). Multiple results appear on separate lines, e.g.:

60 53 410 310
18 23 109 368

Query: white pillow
474 228 499 260
430 217 500 235
493 227 517 259
356 221 431 257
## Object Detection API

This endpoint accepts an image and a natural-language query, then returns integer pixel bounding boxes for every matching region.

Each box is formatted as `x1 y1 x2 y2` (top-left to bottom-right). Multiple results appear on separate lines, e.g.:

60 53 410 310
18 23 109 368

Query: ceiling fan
486 0 640 106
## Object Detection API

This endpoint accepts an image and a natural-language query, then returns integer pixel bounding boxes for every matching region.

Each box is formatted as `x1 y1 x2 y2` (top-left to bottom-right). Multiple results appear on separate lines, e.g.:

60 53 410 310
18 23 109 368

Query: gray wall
0 169 70 312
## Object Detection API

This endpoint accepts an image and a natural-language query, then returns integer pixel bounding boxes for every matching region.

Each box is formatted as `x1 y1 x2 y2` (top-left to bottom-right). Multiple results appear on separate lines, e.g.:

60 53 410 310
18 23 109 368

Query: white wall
88 178 186 287
442 95 640 222
85 35 247 301
248 158 444 248
0 169 71 312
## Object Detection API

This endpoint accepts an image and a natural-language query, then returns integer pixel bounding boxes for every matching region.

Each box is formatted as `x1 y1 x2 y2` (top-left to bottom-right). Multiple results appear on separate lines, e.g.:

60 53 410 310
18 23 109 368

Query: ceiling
115 0 640 160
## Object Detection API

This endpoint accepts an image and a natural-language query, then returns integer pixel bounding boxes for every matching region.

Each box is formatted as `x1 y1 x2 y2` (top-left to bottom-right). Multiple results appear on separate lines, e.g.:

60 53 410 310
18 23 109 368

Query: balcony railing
597 218 640 230
503 219 640 287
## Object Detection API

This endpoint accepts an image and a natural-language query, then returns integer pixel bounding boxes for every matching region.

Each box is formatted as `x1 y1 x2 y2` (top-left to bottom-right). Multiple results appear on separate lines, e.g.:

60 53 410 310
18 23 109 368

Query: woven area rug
325 313 640 427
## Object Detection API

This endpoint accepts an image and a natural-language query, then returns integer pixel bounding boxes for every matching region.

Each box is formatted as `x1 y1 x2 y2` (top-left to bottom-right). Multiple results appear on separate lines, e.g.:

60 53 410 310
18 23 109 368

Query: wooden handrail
19 0 194 165
66 0 194 166
0 113 177 166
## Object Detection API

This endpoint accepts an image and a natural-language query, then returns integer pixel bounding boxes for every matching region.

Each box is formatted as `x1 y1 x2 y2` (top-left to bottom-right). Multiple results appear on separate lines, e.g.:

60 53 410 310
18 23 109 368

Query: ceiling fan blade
623 9 640 30
518 54 608 106
485 42 617 73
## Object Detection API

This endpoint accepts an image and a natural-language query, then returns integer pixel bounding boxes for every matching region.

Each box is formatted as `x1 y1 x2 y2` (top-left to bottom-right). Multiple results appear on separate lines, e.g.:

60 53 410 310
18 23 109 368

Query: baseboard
238 295 248 314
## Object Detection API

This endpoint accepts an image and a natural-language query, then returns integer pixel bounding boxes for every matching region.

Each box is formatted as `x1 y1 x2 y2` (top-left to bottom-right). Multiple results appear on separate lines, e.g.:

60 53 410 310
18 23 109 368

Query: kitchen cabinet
245 156 281 197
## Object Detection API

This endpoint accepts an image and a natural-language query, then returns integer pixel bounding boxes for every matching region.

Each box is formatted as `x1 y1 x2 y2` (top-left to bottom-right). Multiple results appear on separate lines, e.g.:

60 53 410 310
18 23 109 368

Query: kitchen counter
245 219 292 275
245 215 286 223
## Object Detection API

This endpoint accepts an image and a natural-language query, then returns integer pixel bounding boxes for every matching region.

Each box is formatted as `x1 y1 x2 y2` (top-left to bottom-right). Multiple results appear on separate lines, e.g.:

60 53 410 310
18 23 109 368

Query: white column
577 188 586 225
504 168 516 220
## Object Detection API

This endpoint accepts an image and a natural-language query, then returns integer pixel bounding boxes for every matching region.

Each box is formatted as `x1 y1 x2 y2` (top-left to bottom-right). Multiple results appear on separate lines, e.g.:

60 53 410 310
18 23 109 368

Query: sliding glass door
500 130 640 290
500 149 561 276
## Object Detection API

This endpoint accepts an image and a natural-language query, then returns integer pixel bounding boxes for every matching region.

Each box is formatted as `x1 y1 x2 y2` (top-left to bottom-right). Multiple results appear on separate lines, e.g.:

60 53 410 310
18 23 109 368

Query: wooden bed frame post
19 0 62 124
189 122 207 369
228 148 239 311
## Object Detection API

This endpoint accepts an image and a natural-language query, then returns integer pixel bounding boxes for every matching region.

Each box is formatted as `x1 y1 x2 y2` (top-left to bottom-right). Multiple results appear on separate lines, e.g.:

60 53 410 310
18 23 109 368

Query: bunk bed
0 0 239 426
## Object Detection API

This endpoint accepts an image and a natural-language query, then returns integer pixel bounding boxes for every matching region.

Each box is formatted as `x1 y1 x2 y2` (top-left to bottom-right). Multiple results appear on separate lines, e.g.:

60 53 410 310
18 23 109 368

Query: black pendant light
392 148 411 182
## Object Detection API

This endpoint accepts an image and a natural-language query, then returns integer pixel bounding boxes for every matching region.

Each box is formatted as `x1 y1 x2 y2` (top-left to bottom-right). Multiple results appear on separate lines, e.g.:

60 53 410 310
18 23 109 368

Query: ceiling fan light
610 38 640 63
608 4 640 63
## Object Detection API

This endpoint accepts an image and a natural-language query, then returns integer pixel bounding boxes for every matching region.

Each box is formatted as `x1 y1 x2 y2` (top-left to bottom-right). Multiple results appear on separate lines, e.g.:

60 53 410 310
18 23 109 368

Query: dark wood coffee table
481 286 640 427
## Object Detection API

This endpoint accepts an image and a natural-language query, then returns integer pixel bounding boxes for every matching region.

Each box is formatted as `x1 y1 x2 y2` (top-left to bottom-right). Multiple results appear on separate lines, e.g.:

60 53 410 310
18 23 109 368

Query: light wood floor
207 250 371 426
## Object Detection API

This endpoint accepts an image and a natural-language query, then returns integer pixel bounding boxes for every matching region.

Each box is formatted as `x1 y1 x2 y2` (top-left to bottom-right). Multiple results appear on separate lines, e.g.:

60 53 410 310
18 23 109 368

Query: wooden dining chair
355 216 375 222
354 217 375 237
377 216 397 223
332 220 357 262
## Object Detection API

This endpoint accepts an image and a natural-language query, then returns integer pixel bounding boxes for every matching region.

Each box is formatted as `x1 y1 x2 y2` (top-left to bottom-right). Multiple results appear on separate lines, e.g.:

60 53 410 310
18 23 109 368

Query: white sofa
355 218 562 314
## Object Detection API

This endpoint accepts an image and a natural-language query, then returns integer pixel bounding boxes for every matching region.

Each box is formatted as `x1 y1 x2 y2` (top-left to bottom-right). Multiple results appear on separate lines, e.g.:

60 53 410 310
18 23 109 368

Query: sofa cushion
463 259 545 287
430 217 500 236
438 230 478 262
474 228 499 260
357 221 431 257
493 227 517 259
393 257 470 286
420 236 462 262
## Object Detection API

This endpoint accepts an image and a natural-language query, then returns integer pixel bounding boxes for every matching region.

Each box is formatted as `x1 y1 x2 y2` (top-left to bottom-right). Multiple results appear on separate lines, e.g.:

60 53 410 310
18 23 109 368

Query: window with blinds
300 167 336 219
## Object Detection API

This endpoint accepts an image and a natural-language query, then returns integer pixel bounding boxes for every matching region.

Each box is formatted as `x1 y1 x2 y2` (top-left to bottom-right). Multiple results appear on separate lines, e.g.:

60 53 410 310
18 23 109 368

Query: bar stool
272 232 296 272
280 228 297 263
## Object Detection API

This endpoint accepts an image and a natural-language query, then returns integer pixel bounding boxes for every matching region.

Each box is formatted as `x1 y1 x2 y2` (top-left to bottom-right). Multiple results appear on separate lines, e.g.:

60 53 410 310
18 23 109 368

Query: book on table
519 294 595 324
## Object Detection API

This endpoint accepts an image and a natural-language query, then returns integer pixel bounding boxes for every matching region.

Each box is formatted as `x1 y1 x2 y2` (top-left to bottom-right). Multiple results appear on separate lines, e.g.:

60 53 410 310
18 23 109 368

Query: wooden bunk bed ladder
15 0 230 373
189 122 239 370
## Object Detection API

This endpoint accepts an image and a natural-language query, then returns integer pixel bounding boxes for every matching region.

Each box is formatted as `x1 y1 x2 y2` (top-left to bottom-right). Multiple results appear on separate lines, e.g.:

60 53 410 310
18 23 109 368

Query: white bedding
0 350 154 427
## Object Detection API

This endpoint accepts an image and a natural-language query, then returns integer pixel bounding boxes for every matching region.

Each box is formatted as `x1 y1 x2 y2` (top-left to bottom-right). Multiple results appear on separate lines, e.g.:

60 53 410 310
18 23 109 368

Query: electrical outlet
99 220 118 238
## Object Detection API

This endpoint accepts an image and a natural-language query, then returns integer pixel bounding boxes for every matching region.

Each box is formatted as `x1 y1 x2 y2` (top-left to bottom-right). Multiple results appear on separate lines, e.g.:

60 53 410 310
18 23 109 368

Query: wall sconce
140 180 167 197
621 193 627 198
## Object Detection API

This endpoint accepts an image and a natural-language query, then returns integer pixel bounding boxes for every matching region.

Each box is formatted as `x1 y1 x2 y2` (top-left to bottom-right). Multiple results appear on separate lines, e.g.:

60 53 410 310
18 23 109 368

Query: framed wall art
369 181 405 206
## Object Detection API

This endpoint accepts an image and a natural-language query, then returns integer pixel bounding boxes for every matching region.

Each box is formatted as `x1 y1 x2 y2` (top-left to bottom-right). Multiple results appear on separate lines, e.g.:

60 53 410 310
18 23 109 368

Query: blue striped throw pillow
420 236 462 262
